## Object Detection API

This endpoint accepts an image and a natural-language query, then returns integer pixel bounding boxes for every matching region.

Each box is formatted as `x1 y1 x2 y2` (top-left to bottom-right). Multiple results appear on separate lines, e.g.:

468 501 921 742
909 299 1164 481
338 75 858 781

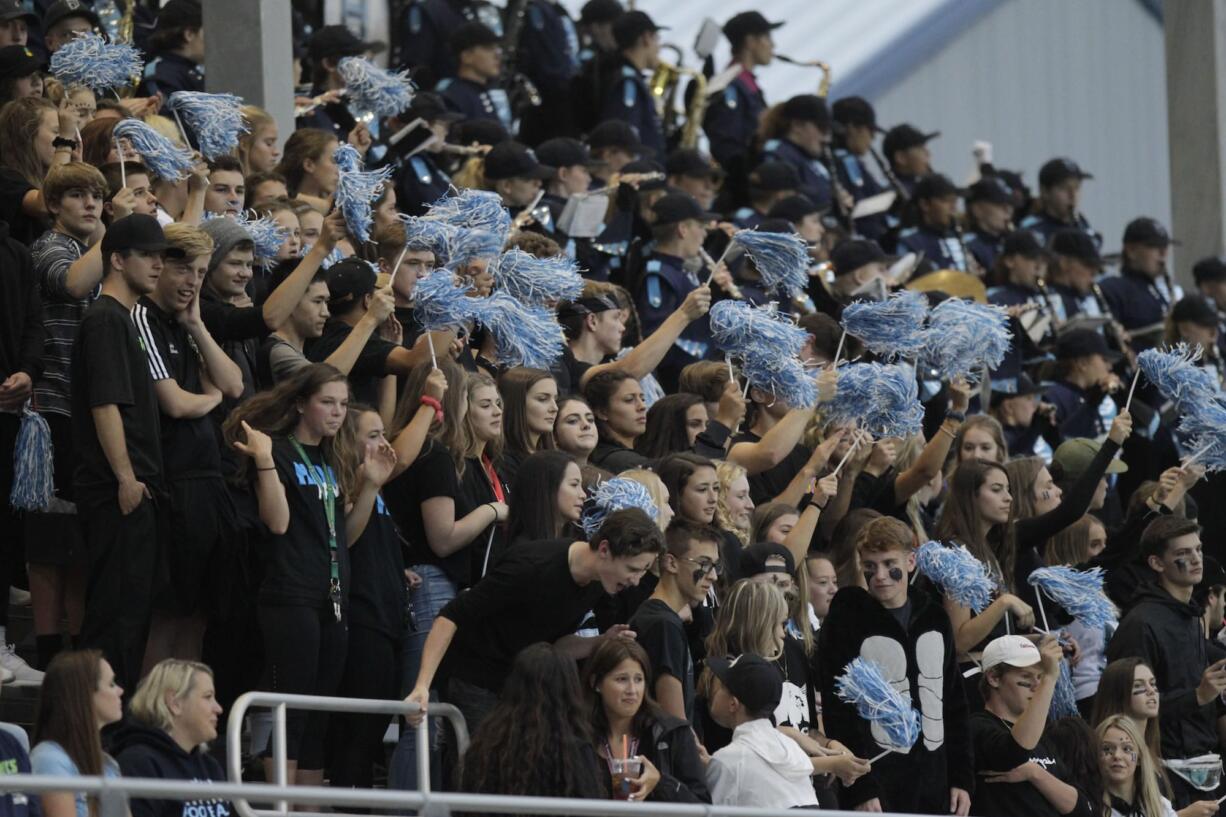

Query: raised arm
262 210 343 330
578 286 711 387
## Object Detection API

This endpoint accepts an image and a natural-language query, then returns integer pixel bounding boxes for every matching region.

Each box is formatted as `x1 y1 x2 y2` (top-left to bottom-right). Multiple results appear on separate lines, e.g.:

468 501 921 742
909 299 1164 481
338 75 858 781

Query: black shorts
24 413 82 566
155 476 236 617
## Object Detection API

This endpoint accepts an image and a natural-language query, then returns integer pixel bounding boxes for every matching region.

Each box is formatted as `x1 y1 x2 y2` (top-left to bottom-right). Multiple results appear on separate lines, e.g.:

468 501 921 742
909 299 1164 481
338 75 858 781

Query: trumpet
648 58 708 149
438 143 491 157
775 54 832 98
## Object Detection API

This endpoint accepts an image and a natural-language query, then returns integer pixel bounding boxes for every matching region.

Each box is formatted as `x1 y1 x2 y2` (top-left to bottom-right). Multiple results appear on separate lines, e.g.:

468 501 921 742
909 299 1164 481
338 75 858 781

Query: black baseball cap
102 214 167 256
780 94 829 129
740 543 796 577
483 140 554 181
966 177 1015 207
1039 157 1092 188
43 0 99 31
831 96 882 133
621 158 666 190
154 0 201 31
883 124 939 159
769 193 824 223
309 24 383 61
451 118 510 148
1000 230 1045 260
665 148 722 180
1171 295 1220 328
406 91 463 124
912 173 960 201
1122 216 1178 248
1193 256 1226 285
989 372 1042 407
536 137 594 170
326 257 378 310
1056 328 1121 363
707 654 783 717
0 0 37 25
587 120 646 155
0 45 42 80
450 21 500 57
723 11 783 47
1049 228 1102 266
612 10 666 50
652 192 717 226
748 160 800 193
831 239 886 277
579 0 623 25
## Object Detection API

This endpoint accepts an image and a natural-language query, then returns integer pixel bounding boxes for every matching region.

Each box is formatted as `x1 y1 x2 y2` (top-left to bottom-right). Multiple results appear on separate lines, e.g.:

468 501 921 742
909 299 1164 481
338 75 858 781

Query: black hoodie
0 220 44 385
1106 583 1219 760
113 725 230 817
818 585 974 812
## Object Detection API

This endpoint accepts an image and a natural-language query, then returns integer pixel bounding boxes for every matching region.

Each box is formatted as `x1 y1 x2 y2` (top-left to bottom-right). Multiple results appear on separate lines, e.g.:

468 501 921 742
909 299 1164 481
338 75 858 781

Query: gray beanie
201 218 254 272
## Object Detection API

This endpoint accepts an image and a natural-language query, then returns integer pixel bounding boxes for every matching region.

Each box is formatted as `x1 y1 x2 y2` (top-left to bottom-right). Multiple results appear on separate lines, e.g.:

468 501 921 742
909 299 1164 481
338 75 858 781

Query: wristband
487 502 499 523
944 410 966 423
52 136 78 150
419 395 444 423
257 466 276 472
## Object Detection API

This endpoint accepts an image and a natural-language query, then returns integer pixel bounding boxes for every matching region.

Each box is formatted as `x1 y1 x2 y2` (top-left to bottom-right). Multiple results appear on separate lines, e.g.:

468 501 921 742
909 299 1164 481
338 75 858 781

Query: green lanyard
289 436 342 621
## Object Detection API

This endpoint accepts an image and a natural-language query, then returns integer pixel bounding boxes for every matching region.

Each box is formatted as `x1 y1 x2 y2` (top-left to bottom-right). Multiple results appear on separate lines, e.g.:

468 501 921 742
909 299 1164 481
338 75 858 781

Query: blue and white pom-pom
493 248 584 306
399 215 455 265
740 353 817 408
202 210 288 266
1177 396 1226 472
333 143 393 244
581 477 659 539
473 291 566 369
916 541 997 613
165 91 248 160
337 56 416 119
841 290 930 360
708 300 808 360
732 229 810 298
112 119 194 182
10 407 53 511
826 363 924 438
413 269 480 331
1027 566 1117 630
49 32 143 91
423 189 511 239
1050 659 1080 721
835 658 921 754
920 297 1011 381
1138 344 1221 411
447 228 505 270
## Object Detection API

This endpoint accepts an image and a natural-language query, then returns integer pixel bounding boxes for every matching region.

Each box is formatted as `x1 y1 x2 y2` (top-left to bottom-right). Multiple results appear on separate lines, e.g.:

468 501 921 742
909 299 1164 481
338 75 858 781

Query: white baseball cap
981 635 1041 672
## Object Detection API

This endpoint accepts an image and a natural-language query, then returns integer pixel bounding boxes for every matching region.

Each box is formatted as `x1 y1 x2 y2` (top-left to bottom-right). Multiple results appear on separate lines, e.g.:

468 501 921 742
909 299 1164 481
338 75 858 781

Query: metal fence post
416 715 431 794
273 702 288 815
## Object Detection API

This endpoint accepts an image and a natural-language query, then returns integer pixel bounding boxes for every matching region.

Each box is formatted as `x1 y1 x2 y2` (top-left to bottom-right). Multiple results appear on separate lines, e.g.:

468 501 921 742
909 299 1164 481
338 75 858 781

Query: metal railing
225 691 469 817
0 775 933 817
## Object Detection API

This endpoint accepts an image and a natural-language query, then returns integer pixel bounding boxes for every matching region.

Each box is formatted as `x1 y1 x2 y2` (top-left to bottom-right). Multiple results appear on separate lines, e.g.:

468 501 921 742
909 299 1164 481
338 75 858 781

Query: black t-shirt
554 346 594 396
0 168 44 247
71 294 163 492
775 635 817 734
969 711 1075 817
732 430 811 505
395 305 425 350
630 598 694 721
458 455 507 585
440 537 606 692
200 292 267 408
383 440 466 583
348 491 406 639
257 436 350 609
307 319 396 407
132 298 221 479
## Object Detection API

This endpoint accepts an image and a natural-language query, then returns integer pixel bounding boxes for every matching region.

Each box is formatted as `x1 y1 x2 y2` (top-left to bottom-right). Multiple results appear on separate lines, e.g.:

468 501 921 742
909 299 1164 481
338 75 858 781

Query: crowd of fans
0 1 1222 817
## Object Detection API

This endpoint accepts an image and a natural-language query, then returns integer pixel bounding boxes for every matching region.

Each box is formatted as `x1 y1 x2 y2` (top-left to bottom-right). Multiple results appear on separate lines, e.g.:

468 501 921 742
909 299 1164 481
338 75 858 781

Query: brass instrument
438 143 491 157
775 55 832 99
648 58 708 149
118 0 136 44
1091 281 1138 368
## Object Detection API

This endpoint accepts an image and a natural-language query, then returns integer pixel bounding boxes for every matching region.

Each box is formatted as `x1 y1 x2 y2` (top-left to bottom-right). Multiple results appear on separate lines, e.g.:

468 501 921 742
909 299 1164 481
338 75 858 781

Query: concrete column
1165 1 1226 288
202 0 296 149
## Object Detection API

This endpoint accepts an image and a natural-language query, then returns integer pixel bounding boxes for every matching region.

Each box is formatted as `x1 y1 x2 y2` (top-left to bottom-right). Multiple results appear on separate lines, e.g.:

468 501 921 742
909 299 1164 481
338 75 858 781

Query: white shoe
0 645 42 685
0 665 13 684
8 588 30 606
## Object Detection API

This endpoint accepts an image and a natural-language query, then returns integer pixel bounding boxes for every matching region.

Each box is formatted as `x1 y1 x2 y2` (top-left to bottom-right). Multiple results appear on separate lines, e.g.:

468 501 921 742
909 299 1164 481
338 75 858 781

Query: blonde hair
715 460 750 545
238 105 276 174
129 659 213 733
1096 715 1166 817
892 434 930 540
619 469 669 532
464 370 504 462
706 579 787 662
162 223 215 260
144 114 185 146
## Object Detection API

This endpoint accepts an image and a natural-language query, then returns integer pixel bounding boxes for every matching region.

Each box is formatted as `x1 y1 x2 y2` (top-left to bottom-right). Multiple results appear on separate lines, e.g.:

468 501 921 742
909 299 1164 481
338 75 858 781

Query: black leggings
258 603 348 770
329 625 401 789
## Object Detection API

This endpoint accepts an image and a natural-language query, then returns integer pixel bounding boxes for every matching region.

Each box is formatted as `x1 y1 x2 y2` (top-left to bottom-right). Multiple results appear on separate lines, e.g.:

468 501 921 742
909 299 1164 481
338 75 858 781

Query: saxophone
118 0 136 44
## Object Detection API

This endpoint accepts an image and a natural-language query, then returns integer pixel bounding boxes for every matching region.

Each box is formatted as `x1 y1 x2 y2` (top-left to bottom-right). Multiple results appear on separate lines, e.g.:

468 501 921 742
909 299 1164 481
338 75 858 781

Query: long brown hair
582 638 664 741
951 415 1008 465
1092 657 1167 786
391 358 468 475
332 402 378 499
80 116 125 171
1004 456 1046 521
498 367 555 459
936 459 1015 590
1045 514 1095 567
222 363 348 482
464 370 505 462
33 650 107 779
237 105 276 176
275 128 337 196
0 96 56 188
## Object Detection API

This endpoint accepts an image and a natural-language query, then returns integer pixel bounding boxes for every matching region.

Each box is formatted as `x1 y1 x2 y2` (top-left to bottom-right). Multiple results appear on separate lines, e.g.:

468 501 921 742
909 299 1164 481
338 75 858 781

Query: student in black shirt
0 96 75 246
224 363 395 787
132 224 243 670
71 214 168 693
497 367 559 485
971 634 1091 817
375 221 436 351
404 507 666 734
584 369 649 473
631 520 721 722
506 450 586 545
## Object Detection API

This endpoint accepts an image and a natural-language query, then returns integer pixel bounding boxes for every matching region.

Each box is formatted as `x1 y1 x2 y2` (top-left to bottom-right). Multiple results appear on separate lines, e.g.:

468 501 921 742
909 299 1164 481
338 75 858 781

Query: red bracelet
419 395 443 423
